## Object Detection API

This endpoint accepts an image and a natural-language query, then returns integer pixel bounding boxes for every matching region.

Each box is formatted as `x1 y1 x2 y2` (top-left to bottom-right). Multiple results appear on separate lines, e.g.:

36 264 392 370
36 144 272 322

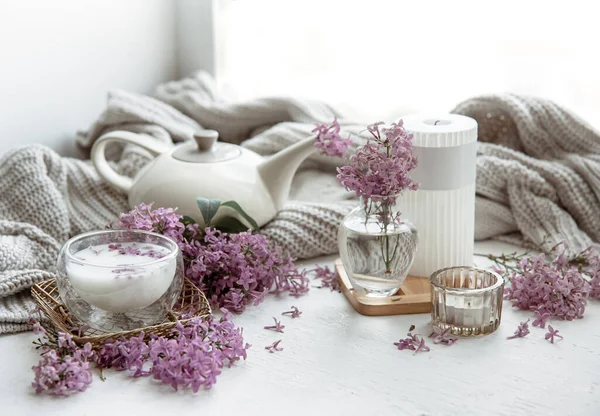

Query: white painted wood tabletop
1 241 599 416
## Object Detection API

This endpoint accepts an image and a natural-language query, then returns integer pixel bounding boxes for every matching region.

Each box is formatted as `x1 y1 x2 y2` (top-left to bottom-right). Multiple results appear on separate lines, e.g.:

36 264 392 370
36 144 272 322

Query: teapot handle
91 131 169 193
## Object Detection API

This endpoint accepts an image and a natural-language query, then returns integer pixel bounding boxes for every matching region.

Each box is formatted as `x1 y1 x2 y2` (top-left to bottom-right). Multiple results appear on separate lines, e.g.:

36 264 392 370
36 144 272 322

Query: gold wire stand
31 278 211 347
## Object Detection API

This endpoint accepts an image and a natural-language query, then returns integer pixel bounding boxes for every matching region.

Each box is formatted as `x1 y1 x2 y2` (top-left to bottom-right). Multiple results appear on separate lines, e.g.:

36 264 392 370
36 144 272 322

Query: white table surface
1 240 599 416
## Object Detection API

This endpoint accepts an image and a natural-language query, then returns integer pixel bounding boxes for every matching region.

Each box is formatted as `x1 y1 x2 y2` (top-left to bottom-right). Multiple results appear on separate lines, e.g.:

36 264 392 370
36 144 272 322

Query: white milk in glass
66 242 176 313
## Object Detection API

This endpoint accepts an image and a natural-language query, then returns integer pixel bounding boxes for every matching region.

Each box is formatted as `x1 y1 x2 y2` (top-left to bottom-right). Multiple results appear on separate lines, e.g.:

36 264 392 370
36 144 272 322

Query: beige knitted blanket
1 72 599 333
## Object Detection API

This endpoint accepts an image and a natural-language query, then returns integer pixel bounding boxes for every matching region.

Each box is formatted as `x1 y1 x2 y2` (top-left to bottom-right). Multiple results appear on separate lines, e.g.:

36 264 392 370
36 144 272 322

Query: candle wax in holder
430 267 504 336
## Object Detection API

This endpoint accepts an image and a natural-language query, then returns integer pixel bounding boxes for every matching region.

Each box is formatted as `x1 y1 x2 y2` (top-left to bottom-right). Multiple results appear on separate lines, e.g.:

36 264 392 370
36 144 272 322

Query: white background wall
0 0 178 156
3 0 599 157
216 0 600 126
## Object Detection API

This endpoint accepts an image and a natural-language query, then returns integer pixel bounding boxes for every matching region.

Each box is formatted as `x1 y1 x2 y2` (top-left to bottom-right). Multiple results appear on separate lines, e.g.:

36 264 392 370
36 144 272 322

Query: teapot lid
172 130 241 163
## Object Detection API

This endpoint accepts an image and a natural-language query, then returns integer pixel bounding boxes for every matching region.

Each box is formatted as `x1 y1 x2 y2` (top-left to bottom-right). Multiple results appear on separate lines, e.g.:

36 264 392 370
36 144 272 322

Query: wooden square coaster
335 258 431 316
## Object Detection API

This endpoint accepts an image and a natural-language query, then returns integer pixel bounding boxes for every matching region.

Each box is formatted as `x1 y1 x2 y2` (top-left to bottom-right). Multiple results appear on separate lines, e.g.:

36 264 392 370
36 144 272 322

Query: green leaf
213 216 252 233
180 215 197 227
196 198 222 226
221 200 259 231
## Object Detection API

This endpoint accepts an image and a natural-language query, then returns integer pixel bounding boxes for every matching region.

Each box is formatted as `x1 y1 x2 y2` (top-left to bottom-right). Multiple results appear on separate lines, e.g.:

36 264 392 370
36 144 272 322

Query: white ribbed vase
396 114 478 278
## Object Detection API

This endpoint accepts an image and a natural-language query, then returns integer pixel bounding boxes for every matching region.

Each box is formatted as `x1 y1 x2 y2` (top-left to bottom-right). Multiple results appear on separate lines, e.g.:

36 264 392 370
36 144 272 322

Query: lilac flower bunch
33 312 249 395
116 203 310 313
186 228 310 312
145 313 249 391
332 120 419 274
312 118 352 158
337 120 418 201
503 244 600 321
31 331 94 396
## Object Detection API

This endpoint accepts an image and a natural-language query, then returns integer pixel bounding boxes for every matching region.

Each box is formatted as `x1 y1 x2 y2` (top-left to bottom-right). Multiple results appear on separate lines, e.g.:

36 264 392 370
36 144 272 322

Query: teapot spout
258 135 317 211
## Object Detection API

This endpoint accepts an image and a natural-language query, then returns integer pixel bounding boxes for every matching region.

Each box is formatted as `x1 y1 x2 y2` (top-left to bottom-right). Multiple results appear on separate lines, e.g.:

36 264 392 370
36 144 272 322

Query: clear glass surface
338 199 418 297
430 267 504 336
56 230 184 332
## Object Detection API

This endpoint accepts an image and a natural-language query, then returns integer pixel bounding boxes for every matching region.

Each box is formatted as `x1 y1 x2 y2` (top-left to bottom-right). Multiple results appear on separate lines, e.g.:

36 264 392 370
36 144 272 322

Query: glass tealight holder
430 266 504 336
56 230 184 332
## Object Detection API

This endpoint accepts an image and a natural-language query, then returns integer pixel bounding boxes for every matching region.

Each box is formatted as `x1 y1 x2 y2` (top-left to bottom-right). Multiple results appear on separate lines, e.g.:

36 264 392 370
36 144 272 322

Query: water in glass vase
338 205 418 297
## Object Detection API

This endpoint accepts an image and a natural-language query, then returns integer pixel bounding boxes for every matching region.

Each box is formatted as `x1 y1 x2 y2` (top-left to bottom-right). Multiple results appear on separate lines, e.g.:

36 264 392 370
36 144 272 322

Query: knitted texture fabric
453 94 600 252
1 73 599 334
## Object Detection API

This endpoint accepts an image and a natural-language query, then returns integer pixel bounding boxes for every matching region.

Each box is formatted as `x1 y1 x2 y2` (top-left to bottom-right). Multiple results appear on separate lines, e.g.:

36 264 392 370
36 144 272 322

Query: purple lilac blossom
312 118 352 158
544 325 563 344
394 331 430 354
312 265 341 292
337 120 418 200
115 203 310 313
117 204 185 243
265 340 283 353
532 310 551 328
31 333 94 396
96 312 249 392
428 326 458 345
507 319 531 339
264 317 285 333
282 306 302 318
141 249 165 259
504 244 598 320
32 312 249 395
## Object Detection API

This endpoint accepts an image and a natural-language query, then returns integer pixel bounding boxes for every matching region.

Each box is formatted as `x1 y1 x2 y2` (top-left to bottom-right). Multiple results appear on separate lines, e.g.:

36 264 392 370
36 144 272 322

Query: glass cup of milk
56 230 184 332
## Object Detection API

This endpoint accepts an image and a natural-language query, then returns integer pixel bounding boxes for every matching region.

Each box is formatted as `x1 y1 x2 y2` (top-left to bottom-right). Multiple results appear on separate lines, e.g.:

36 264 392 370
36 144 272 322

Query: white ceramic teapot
91 130 317 227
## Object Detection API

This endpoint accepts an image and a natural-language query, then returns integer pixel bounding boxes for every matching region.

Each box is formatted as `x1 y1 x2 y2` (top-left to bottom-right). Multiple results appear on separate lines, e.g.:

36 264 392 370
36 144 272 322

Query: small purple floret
394 331 430 354
264 317 285 333
545 325 563 344
507 319 531 339
265 340 283 353
282 306 302 318
429 326 458 345
312 265 341 292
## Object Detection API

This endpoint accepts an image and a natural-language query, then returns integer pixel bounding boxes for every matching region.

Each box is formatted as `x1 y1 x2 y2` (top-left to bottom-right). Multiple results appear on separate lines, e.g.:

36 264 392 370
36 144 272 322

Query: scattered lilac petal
282 306 302 318
545 325 563 344
264 317 285 333
532 310 551 328
429 326 458 345
265 340 283 353
394 331 430 354
312 265 341 292
108 243 122 251
507 319 531 339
